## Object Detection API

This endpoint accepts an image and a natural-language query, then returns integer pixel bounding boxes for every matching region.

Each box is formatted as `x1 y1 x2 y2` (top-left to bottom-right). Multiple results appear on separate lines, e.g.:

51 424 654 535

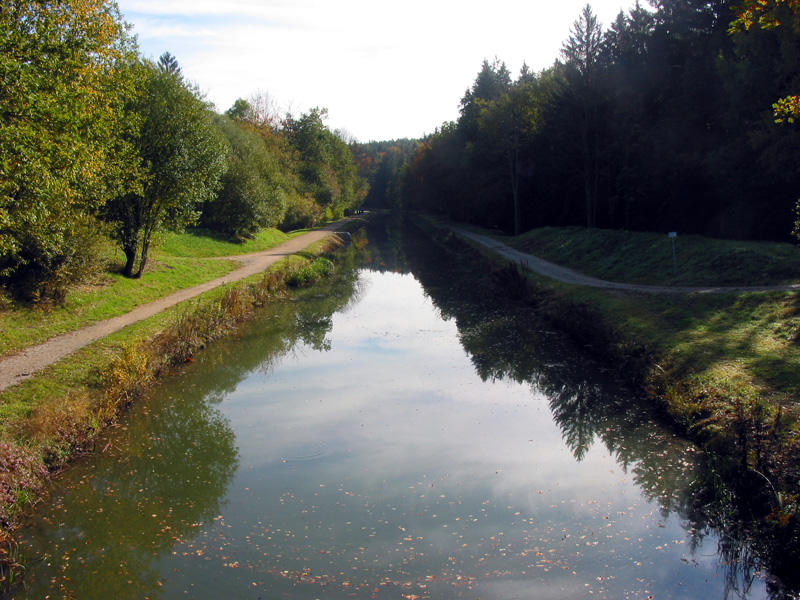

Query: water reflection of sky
164 270 762 599
12 268 768 600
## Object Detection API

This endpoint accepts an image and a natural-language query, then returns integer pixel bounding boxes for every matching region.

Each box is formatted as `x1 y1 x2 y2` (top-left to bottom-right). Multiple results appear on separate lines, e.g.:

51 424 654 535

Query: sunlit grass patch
0 256 237 357
0 226 307 358
159 227 294 258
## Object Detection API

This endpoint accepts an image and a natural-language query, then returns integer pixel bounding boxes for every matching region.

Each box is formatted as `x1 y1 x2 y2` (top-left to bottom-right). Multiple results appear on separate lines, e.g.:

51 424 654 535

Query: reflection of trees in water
357 211 412 275
388 214 795 599
15 243 372 600
18 391 238 599
187 250 369 406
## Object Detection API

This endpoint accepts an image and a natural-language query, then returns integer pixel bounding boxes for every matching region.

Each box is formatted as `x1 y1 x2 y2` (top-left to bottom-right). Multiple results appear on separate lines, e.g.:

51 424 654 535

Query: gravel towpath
0 222 348 393
3 223 798 393
454 228 800 295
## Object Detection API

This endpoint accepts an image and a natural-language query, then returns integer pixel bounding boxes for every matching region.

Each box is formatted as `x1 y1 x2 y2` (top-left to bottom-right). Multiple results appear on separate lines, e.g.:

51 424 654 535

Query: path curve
454 228 800 295
0 222 349 393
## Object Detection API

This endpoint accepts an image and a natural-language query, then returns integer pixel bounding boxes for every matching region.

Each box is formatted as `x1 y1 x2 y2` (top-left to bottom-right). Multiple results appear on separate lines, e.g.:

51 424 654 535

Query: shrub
15 392 97 468
98 343 154 422
1 216 111 305
280 194 324 231
0 442 47 528
287 258 334 287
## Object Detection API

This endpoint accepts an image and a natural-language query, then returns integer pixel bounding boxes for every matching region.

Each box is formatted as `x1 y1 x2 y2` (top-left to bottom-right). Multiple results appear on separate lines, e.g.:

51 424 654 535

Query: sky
116 0 637 142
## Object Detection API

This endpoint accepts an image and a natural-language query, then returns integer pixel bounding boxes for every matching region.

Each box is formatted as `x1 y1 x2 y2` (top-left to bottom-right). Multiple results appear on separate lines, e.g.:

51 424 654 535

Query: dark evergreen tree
560 4 606 229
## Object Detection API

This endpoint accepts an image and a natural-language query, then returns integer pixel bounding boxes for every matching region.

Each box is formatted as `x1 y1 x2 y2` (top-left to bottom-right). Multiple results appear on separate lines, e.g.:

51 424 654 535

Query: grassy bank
508 225 800 287
423 217 800 582
501 226 800 403
0 218 368 586
0 227 300 358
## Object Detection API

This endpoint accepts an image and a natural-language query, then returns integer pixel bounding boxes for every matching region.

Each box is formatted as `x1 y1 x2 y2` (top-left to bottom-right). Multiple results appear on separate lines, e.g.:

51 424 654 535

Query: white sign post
669 232 677 276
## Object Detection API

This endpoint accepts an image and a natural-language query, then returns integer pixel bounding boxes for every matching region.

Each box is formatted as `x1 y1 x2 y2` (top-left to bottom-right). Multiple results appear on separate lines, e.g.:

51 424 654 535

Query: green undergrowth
0 226 305 358
506 226 800 287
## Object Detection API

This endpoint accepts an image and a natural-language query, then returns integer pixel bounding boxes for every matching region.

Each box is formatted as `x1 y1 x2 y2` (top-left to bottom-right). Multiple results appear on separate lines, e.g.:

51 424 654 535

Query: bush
1 216 111 305
280 194 324 231
287 258 334 287
0 442 47 528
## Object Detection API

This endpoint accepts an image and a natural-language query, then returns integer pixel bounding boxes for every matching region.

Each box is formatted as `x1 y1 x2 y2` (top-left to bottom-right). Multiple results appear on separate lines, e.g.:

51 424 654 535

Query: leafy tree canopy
103 56 227 277
285 108 365 218
202 114 289 239
0 0 138 300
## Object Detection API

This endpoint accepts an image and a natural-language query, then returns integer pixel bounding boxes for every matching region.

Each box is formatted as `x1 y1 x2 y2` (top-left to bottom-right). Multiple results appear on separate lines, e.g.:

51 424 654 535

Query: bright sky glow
117 0 636 142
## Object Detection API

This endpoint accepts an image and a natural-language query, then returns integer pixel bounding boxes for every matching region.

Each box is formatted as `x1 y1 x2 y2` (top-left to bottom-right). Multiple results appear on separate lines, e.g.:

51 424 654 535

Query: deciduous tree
202 115 288 239
0 0 137 300
285 108 364 219
730 0 800 123
104 56 227 277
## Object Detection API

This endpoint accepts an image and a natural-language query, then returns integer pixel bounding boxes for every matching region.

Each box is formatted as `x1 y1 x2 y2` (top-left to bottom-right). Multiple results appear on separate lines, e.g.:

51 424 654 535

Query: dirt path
4 221 798 394
454 228 800 294
0 222 349 393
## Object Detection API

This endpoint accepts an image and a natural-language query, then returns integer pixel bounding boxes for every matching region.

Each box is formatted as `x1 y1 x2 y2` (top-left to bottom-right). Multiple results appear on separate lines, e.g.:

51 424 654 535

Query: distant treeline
1 1 366 304
359 1 800 241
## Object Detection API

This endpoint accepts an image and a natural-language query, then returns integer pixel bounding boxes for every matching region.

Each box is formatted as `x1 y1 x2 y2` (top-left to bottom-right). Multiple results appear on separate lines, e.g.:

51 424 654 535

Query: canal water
9 215 776 599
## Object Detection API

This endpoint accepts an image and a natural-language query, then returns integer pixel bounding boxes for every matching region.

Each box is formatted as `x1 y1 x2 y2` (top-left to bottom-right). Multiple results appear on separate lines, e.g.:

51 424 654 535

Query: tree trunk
123 245 137 278
583 133 595 228
135 236 150 278
509 142 521 236
582 96 598 229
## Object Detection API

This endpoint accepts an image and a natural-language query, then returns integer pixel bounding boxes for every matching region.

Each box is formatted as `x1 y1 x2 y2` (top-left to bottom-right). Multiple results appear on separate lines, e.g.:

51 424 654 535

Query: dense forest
3 0 799 305
362 0 800 241
0 0 367 304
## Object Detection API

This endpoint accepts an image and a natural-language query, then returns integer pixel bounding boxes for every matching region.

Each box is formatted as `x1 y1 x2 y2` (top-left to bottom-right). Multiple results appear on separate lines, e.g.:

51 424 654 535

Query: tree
560 4 606 229
0 0 138 300
356 139 419 210
202 114 288 239
478 75 549 234
157 51 182 77
225 98 253 121
459 58 512 142
285 108 365 219
730 0 800 31
601 4 655 230
104 56 227 277
730 0 800 122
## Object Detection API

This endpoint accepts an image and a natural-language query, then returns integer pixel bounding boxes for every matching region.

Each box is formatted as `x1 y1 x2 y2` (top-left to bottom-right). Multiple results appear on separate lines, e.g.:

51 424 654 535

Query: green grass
448 220 800 408
158 227 295 258
506 226 800 287
0 241 338 424
561 282 800 400
0 227 299 358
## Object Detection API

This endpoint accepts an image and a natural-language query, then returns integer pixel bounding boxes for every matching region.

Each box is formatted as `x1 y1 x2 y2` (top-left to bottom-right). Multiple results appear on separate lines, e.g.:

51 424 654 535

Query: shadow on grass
651 291 800 399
